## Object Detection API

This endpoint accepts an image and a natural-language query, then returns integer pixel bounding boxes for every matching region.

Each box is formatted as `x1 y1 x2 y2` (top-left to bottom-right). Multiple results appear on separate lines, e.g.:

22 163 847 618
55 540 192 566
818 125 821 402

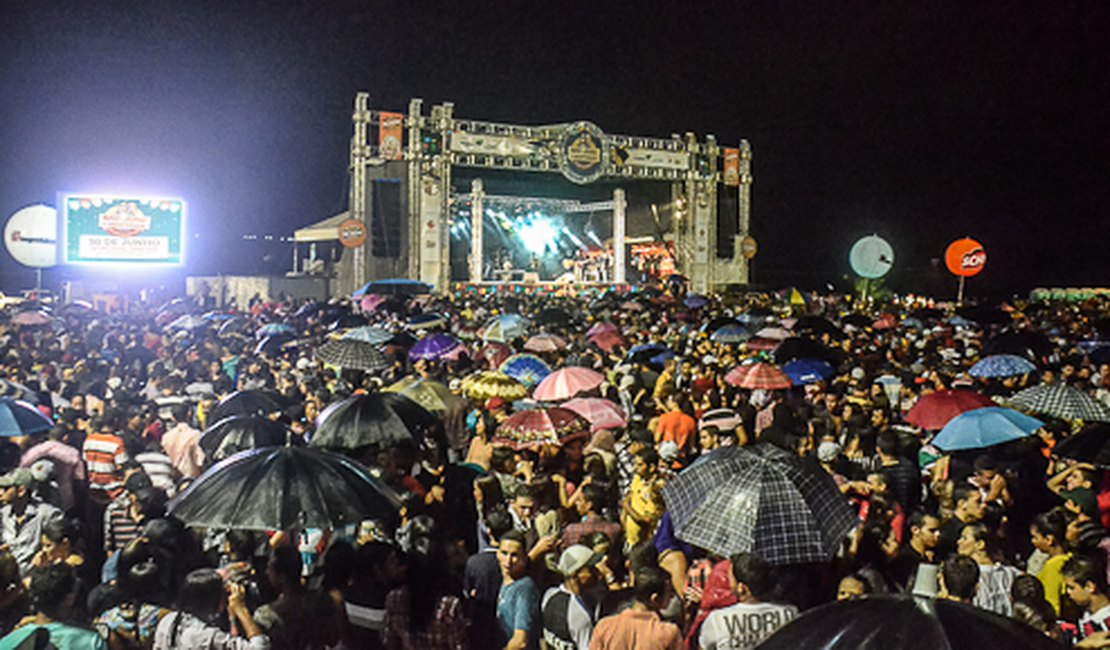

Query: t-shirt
972 563 1021 616
698 601 798 650
656 411 696 458
0 623 106 650
542 585 595 650
1080 602 1110 640
497 577 540 650
1037 552 1071 615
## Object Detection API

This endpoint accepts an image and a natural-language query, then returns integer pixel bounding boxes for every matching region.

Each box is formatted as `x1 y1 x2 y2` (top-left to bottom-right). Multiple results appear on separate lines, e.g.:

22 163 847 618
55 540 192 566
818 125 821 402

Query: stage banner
379 112 404 160
62 195 184 265
722 148 740 186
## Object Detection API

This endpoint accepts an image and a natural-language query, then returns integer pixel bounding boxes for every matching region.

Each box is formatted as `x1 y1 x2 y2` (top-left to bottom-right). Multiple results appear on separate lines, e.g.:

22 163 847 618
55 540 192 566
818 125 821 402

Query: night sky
2 1 1108 297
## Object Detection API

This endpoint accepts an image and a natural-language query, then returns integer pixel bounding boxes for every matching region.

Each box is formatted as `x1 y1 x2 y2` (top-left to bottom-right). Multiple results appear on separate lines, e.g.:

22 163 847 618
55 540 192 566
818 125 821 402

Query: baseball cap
557 545 601 577
658 441 680 463
0 468 34 489
817 441 841 464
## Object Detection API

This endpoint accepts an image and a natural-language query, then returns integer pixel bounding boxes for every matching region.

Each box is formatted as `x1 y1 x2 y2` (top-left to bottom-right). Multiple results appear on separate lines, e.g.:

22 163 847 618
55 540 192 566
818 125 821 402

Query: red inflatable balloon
945 238 986 277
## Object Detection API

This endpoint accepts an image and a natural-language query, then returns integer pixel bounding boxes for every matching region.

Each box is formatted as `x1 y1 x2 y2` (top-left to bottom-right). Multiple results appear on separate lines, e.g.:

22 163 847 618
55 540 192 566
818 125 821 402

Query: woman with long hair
153 568 268 649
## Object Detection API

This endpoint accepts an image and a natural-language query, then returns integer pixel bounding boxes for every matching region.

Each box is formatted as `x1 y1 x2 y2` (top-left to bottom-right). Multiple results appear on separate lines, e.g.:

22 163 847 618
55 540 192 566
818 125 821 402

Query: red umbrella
524 333 569 353
589 330 627 353
872 314 898 330
533 367 606 401
494 407 590 449
587 322 619 337
11 311 52 327
724 362 792 390
904 389 995 430
479 342 513 369
562 398 627 431
746 337 779 352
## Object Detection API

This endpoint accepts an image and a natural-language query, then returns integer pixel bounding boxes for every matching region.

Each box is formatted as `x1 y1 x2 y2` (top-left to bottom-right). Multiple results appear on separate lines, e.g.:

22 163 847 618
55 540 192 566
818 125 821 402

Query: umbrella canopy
534 308 574 327
358 294 387 312
782 359 835 384
168 314 208 330
724 363 792 390
329 313 369 330
711 324 751 344
533 367 605 401
662 445 856 564
0 379 39 404
773 337 844 365
217 318 249 337
499 354 553 388
408 334 460 361
904 390 996 431
586 321 619 337
523 333 568 353
461 371 530 402
1052 423 1110 467
0 398 52 437
481 314 528 342
984 331 1051 362
479 342 513 369
1008 383 1110 422
932 406 1043 451
353 278 432 297
755 326 792 341
311 392 436 450
168 446 402 531
254 335 292 356
256 322 295 339
759 595 1059 650
385 376 465 414
199 415 291 463
793 315 846 339
969 354 1037 379
11 311 52 327
210 390 294 423
342 326 393 345
493 407 590 450
627 343 670 365
746 337 779 352
684 294 709 309
589 330 627 353
316 338 390 372
407 313 447 330
561 398 627 431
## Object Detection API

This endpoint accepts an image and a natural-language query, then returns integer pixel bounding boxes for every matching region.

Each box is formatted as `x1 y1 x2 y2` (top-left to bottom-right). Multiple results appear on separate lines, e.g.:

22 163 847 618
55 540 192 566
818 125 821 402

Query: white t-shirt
699 601 798 650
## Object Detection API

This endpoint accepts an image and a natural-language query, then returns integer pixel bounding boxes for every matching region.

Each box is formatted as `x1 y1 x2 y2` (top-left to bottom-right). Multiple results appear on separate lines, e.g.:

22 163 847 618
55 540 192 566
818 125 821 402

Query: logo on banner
379 112 404 160
337 219 367 249
99 203 151 238
558 122 608 184
945 238 986 277
722 148 740 186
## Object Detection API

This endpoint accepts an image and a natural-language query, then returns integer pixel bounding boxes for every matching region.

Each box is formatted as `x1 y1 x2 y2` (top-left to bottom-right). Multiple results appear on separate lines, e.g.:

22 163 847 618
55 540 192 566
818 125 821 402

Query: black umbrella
984 330 1051 363
329 313 368 330
311 392 437 450
1090 347 1110 367
841 313 872 328
534 308 574 328
217 317 249 338
1052 423 1110 467
910 307 946 322
254 335 293 356
700 316 742 334
793 315 847 340
956 304 1012 326
168 446 402 531
759 595 1058 650
210 390 294 423
0 379 39 404
199 415 293 463
353 279 433 297
774 337 845 366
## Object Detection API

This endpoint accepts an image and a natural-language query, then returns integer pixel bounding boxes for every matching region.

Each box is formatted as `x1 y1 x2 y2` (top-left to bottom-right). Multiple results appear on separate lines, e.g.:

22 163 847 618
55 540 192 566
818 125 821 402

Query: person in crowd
382 538 468 650
0 467 63 575
541 545 602 650
938 556 979 605
253 544 339 650
0 564 105 650
153 568 270 649
697 552 797 650
589 566 682 650
936 483 986 560
495 530 540 650
1063 554 1110 648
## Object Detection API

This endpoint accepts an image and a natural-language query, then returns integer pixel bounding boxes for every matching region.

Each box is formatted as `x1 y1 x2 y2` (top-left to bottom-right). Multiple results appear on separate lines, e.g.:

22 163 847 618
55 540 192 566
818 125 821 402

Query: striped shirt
104 496 144 553
135 451 177 495
83 432 129 500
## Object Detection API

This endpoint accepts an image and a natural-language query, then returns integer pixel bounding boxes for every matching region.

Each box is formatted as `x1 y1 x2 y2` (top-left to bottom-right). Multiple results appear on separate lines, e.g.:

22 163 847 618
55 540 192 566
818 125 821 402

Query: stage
451 280 633 297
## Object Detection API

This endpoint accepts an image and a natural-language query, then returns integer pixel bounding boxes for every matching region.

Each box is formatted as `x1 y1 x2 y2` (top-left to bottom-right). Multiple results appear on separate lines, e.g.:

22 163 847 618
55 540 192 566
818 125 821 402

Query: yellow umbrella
460 371 529 402
385 376 465 413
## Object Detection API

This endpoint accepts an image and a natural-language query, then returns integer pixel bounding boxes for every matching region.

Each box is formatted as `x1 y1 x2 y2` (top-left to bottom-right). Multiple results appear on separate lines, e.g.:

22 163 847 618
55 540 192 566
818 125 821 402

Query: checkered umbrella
499 354 552 388
460 371 530 402
663 444 855 565
1008 383 1110 422
969 354 1036 379
493 407 590 450
316 338 390 372
724 362 793 390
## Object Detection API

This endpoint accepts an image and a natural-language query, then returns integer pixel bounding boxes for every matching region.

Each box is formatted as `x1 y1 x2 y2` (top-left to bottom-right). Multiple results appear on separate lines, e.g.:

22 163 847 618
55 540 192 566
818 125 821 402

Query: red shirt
656 411 696 455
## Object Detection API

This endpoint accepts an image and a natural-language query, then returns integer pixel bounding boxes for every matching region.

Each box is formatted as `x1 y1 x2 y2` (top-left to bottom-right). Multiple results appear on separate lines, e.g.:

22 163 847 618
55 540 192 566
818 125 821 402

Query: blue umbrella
650 350 677 366
352 278 433 297
342 326 393 345
499 353 552 388
948 315 975 327
408 334 460 361
257 323 295 339
407 313 447 330
969 354 1036 379
481 314 528 342
684 294 709 310
0 397 52 437
711 324 751 344
932 406 1043 451
782 359 835 384
628 343 669 365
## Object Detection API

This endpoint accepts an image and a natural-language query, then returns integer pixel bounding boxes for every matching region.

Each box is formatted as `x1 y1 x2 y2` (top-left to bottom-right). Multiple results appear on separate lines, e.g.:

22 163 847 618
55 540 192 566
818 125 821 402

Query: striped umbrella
1008 383 1110 422
315 338 390 372
969 354 1036 379
493 407 590 449
533 367 606 401
461 371 530 402
724 362 792 390
499 354 552 388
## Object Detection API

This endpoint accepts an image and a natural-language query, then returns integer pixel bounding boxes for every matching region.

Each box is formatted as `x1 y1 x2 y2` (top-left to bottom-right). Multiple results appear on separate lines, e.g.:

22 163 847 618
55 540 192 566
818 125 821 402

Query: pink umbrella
479 342 512 369
589 330 627 353
562 398 627 431
524 333 568 353
11 311 52 327
359 294 387 312
746 337 779 351
493 407 590 449
533 367 606 401
724 362 792 390
587 322 619 337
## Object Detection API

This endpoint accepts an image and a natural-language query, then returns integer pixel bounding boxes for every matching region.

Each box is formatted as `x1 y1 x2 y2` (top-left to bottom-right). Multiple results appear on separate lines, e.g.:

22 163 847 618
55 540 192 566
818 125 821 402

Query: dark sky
2 1 1108 296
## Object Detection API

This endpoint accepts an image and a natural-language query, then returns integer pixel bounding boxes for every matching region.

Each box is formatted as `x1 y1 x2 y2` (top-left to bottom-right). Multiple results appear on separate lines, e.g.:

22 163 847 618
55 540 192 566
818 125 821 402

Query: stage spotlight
517 217 558 254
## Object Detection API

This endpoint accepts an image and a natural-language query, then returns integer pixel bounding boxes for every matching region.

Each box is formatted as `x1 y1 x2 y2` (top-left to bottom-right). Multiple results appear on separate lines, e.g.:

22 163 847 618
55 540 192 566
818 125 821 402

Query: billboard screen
62 195 185 265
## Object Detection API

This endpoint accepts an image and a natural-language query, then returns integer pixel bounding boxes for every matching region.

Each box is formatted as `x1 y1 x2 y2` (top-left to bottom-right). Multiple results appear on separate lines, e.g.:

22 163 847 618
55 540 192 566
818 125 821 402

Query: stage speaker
371 178 402 258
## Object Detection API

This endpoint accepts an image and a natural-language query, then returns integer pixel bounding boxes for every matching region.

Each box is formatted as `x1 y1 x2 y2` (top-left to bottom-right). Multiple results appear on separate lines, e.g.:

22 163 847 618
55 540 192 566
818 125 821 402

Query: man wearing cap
542 545 601 650
0 468 62 574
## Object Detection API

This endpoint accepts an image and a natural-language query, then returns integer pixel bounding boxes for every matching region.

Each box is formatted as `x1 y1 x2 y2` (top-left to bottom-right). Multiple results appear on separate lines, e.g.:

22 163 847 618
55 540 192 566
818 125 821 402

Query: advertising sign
945 238 986 277
378 112 404 160
62 195 184 265
4 204 58 268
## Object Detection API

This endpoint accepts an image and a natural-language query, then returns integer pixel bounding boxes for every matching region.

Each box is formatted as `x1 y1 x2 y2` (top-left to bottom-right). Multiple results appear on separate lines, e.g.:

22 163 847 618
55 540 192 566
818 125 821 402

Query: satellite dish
849 235 894 279
4 204 58 268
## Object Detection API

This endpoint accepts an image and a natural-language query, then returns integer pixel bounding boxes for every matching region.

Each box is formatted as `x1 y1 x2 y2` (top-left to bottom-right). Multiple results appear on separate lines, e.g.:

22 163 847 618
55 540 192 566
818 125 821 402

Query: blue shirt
496 576 540 650
0 623 106 650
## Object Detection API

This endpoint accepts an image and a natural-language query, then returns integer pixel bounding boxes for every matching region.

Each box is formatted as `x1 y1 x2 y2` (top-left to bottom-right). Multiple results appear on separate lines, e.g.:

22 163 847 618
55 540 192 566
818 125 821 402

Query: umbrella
969 354 1037 379
904 390 996 431
168 446 402 531
755 326 792 341
499 354 552 388
408 334 460 361
793 315 846 339
202 310 236 322
1053 423 1110 467
311 392 436 450
534 308 573 327
385 376 465 413
352 278 433 297
841 313 872 329
481 314 528 342
561 398 626 431
254 335 292 356
932 406 1043 451
199 415 291 463
684 294 709 309
0 379 39 404
358 294 387 312
1008 383 1110 422
217 318 249 337
662 444 856 564
342 326 393 345
901 316 925 330
627 343 669 365
493 407 590 450
758 595 1059 650
479 342 513 369
407 313 447 330
10 311 52 327
316 338 390 372
257 323 295 339
0 398 52 437
461 371 530 402
589 330 627 353
533 367 605 401
724 363 792 390
872 314 898 330
168 314 208 330
773 337 844 365
586 322 619 337
210 390 294 422
711 324 750 344
523 333 568 353
330 313 369 330
782 359 835 384
737 308 774 325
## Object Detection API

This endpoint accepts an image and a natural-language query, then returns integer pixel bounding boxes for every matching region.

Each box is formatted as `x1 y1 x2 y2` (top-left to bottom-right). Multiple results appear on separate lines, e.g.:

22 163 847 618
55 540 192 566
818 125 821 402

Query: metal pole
470 179 484 283
612 188 626 285
957 275 966 306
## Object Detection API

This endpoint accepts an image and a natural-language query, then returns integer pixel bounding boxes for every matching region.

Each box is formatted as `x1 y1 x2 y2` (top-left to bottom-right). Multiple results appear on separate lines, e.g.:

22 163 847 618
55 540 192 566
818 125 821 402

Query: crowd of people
0 283 1108 649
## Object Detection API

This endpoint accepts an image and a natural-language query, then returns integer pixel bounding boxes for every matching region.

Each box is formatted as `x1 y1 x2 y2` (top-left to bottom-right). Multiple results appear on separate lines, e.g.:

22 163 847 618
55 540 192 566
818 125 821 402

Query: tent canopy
294 211 350 243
